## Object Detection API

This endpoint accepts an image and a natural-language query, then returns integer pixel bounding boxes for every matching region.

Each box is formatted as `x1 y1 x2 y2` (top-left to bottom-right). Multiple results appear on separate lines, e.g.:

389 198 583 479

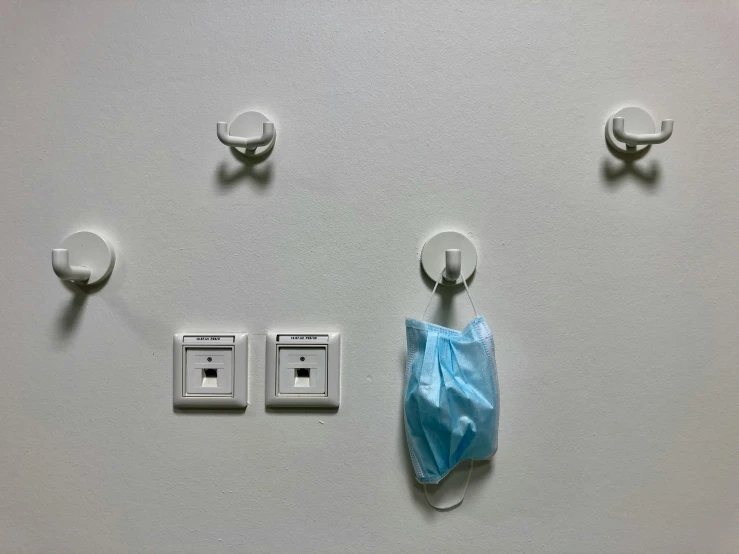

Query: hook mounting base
420 231 477 286
56 231 115 285
605 106 654 154
226 110 276 157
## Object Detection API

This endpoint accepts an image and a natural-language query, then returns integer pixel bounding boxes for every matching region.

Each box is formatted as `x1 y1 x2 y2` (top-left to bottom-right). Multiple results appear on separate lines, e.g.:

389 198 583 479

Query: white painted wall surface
1 2 738 552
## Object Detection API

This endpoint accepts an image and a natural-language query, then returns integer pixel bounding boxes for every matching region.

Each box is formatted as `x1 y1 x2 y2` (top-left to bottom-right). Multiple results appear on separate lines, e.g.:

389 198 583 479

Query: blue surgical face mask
404 274 499 508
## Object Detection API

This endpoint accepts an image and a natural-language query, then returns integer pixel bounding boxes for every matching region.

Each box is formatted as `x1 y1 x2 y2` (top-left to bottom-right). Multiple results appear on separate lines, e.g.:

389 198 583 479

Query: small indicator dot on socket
300 356 305 362
207 357 212 362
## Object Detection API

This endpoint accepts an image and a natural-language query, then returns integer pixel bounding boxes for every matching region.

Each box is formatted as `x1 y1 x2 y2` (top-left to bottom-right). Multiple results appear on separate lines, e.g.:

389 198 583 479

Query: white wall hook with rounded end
52 231 115 285
421 231 477 286
443 249 462 282
606 106 674 154
216 110 276 157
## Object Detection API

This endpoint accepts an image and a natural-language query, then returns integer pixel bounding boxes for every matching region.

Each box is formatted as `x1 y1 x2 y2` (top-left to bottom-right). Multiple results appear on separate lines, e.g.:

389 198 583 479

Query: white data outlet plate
173 333 247 409
266 333 340 408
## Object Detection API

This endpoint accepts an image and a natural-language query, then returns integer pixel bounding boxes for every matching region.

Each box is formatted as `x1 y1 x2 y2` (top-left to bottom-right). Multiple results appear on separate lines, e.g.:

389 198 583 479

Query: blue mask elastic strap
421 271 479 321
423 460 474 510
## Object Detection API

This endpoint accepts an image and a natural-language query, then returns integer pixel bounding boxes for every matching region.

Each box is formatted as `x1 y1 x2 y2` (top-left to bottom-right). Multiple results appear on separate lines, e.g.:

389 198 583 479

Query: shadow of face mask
404 273 499 509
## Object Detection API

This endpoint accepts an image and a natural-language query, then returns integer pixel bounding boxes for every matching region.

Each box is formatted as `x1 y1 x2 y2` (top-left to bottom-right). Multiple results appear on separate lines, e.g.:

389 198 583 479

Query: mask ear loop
421 271 443 321
423 460 474 510
461 272 479 318
421 271 480 321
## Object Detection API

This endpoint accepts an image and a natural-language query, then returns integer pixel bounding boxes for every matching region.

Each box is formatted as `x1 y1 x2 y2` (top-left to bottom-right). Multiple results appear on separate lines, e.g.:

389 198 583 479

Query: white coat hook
606 106 674 154
216 110 276 158
443 249 462 282
51 231 115 286
52 249 91 282
421 232 477 286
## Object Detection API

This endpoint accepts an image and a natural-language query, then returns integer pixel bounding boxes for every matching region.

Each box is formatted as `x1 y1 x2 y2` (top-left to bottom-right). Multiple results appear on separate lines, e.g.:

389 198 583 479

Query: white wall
2 2 738 552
